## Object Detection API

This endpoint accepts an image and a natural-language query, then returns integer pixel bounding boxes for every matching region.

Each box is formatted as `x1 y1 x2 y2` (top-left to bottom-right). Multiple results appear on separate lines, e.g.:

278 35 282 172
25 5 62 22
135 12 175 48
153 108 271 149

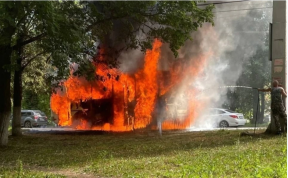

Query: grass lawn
244 123 270 127
0 129 286 178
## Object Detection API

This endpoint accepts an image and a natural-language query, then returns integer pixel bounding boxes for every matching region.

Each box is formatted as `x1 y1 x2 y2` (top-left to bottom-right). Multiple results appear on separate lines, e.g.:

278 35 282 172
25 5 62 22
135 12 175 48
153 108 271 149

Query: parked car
204 108 246 128
15 110 48 128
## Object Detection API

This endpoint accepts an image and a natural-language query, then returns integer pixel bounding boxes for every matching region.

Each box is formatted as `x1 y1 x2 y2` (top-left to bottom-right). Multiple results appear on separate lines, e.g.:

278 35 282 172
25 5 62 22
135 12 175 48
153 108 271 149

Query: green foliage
85 1 214 57
73 59 96 81
0 1 95 78
0 1 92 118
22 90 50 117
21 50 51 116
1 1 214 84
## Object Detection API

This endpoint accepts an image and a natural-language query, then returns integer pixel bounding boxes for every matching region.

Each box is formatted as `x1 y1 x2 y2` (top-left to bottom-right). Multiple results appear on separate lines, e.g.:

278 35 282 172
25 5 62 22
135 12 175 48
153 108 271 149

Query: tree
225 44 271 122
21 47 51 120
85 1 214 56
1 1 214 145
220 1 272 127
8 2 93 136
0 1 95 143
0 3 19 145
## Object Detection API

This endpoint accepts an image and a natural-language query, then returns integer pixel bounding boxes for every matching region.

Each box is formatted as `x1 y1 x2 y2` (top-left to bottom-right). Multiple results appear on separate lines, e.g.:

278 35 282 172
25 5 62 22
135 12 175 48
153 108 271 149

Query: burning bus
51 39 208 131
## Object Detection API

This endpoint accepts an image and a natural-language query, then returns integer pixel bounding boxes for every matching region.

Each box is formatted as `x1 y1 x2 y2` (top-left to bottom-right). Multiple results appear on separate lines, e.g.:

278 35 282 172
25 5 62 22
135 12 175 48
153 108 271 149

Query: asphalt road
22 126 267 134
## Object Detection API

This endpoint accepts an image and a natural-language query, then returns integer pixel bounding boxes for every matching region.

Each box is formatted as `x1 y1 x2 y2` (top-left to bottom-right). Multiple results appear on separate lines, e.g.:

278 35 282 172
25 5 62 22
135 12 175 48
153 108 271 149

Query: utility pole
269 0 287 133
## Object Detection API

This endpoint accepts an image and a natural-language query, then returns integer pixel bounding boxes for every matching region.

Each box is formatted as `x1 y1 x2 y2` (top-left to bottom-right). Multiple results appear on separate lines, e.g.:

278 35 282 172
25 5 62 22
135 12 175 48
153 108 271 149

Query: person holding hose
258 80 287 135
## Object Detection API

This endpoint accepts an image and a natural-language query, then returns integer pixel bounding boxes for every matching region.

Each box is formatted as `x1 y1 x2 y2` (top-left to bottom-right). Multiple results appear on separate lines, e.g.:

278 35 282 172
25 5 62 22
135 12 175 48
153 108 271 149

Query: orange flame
134 39 162 128
51 39 211 131
75 119 88 130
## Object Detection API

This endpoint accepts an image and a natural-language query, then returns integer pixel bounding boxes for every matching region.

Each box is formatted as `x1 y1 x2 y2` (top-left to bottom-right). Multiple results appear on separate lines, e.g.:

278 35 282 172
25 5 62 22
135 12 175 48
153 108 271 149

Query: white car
204 108 246 127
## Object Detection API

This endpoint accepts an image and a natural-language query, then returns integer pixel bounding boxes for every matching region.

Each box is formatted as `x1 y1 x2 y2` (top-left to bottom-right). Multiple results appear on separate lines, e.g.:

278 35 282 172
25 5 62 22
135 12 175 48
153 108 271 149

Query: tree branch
16 15 28 28
25 13 36 30
131 18 154 31
85 15 129 32
22 51 46 70
46 54 52 63
12 33 46 50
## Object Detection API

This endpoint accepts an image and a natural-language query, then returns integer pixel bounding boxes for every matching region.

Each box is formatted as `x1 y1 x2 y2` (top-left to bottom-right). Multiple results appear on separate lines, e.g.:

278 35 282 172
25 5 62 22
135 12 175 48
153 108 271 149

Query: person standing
258 80 287 134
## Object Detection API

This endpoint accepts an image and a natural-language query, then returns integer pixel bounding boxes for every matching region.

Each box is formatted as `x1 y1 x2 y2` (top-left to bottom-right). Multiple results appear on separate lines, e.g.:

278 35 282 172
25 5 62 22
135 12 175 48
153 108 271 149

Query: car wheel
219 120 229 128
24 121 32 128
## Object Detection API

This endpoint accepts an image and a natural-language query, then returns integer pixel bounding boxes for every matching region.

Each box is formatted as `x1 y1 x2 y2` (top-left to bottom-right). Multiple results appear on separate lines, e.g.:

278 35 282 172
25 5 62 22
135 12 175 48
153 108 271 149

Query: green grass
244 122 270 127
0 129 286 178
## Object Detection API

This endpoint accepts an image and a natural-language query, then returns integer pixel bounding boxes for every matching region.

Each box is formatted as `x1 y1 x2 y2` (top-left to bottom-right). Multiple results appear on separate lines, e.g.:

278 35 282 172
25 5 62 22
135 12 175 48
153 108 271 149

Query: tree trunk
12 35 24 136
12 59 23 136
0 45 12 146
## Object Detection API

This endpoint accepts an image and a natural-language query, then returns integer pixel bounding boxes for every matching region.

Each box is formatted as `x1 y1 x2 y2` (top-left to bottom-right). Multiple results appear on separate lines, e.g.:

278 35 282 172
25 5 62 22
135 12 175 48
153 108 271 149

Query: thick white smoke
190 1 272 128
117 1 272 129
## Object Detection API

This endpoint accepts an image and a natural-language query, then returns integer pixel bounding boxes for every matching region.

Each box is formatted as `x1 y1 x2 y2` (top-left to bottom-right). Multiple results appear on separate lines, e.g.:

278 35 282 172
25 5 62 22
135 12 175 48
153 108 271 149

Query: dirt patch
24 166 100 178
